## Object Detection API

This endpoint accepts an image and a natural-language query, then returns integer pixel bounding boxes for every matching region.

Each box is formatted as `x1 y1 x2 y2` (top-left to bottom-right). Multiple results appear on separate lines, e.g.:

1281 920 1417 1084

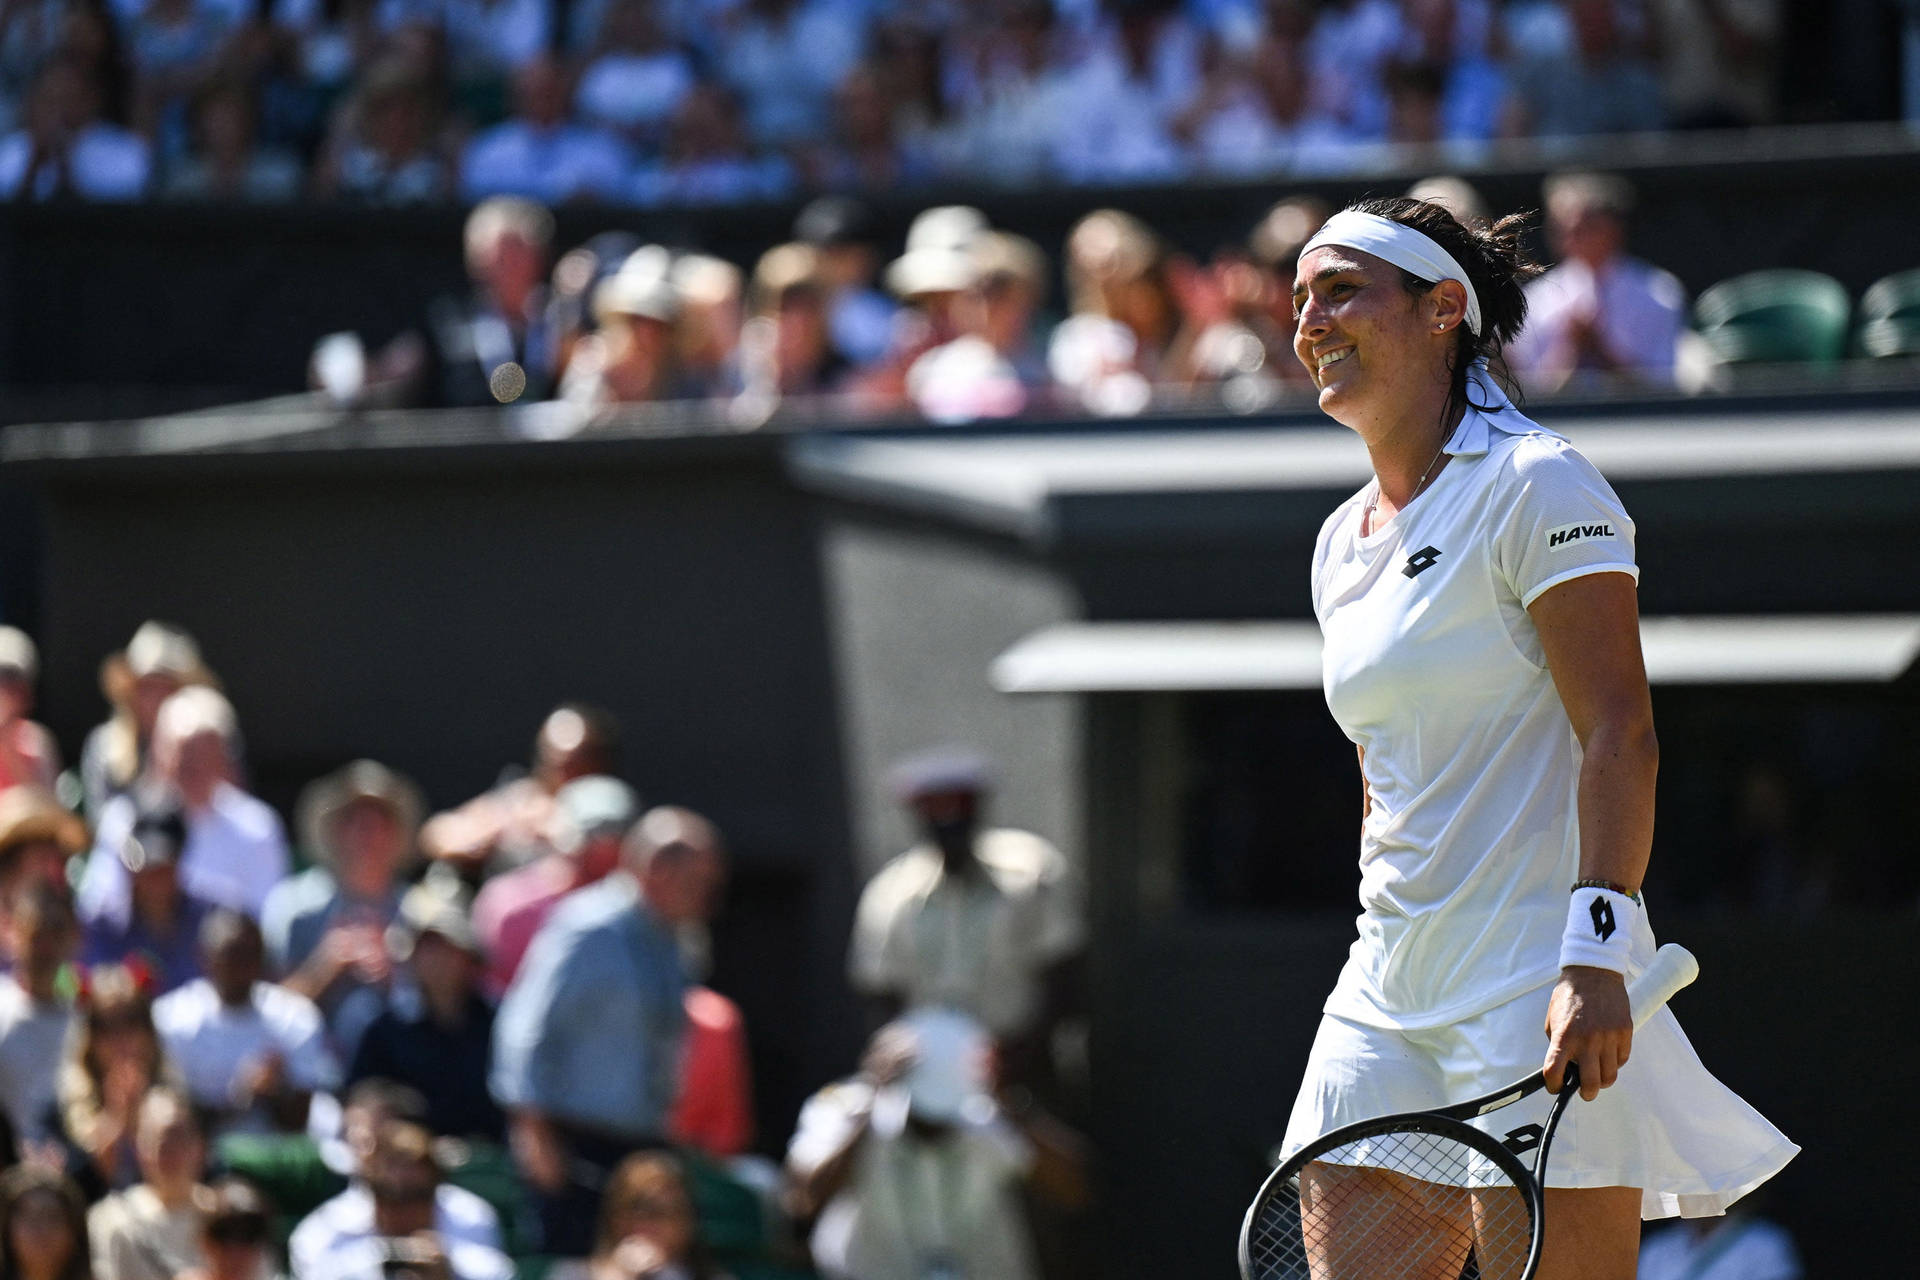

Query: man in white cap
849 747 1083 1082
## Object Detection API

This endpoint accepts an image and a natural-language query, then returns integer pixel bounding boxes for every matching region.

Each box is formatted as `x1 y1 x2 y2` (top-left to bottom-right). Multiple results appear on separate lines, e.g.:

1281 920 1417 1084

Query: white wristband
1559 886 1638 974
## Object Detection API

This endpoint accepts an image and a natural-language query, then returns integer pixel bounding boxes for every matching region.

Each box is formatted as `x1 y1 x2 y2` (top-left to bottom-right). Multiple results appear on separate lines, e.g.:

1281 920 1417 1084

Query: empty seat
1692 269 1851 365
1855 268 1920 358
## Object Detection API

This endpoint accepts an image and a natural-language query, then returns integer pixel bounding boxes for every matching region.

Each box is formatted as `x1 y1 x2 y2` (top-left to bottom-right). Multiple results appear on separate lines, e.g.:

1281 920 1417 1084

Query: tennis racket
1238 942 1699 1280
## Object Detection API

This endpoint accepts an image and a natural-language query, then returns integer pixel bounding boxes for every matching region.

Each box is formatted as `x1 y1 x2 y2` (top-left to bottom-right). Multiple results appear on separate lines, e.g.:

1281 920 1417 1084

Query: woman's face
93 1015 158 1074
8 1189 74 1277
605 1167 695 1262
1292 244 1446 426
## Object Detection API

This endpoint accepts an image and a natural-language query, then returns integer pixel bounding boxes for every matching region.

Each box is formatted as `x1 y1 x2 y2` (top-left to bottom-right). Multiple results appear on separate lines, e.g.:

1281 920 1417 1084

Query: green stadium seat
1692 269 1852 365
1854 268 1920 357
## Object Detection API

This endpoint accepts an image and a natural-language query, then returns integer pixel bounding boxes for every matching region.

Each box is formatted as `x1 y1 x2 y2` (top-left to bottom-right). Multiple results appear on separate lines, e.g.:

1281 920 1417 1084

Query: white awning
990 615 1920 693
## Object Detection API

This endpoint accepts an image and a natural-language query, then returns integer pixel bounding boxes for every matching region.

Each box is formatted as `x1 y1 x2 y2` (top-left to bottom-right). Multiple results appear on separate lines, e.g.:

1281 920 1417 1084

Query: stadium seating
1692 269 1853 365
1855 268 1920 358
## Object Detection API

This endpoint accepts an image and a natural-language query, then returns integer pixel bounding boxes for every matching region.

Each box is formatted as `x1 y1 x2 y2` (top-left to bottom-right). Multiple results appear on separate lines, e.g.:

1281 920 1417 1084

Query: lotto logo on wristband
1590 898 1616 941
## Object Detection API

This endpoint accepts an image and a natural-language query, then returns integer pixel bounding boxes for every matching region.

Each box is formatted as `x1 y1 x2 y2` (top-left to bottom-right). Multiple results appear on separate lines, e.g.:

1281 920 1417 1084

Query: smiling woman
1266 198 1797 1280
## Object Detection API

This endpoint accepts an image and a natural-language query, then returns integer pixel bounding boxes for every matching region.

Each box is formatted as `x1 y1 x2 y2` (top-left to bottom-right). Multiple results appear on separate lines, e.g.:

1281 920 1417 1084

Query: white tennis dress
1281 374 1798 1218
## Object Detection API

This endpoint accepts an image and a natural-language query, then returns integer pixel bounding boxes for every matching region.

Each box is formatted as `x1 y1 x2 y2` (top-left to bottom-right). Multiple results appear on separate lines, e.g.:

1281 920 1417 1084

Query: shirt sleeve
847 870 905 995
784 1084 866 1177
273 992 342 1092
488 917 586 1111
1489 437 1638 609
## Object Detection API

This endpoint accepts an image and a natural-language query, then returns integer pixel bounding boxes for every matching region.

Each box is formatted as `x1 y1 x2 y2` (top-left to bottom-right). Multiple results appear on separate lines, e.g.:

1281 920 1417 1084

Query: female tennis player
1282 197 1797 1279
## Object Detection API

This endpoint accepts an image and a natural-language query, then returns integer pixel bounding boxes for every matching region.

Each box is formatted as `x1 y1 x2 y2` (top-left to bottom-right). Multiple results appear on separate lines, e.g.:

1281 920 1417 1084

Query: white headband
1301 210 1483 336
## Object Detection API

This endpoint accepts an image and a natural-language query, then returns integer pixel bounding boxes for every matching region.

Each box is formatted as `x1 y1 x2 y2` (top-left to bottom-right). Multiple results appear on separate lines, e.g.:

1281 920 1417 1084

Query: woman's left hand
1543 966 1632 1101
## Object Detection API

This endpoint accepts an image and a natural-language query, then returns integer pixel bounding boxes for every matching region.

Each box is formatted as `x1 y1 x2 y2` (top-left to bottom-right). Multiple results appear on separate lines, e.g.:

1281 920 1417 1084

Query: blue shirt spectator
460 56 630 203
488 873 685 1140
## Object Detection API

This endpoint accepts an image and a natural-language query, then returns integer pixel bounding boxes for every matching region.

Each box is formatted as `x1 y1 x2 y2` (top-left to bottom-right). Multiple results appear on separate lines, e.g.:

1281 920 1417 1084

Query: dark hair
198 1177 273 1249
593 1152 717 1280
0 1166 91 1280
1344 195 1541 427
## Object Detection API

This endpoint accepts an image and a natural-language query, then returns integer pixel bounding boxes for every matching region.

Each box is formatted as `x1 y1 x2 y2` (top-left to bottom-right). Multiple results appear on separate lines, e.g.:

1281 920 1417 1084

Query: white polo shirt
1311 397 1649 1029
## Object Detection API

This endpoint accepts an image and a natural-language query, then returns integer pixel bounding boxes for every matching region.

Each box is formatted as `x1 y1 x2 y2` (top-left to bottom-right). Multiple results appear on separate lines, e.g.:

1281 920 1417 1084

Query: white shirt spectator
907 335 1033 423
80 785 292 924
0 124 151 200
849 829 1083 1039
788 1079 1036 1280
88 1185 202 1280
1638 1215 1803 1280
289 1182 513 1280
460 120 630 202
715 0 863 147
1507 255 1687 391
0 976 71 1142
574 49 697 134
152 977 339 1129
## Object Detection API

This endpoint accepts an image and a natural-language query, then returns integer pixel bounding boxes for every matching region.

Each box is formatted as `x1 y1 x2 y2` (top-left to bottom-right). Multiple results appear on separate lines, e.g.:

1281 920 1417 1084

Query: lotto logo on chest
1545 521 1615 551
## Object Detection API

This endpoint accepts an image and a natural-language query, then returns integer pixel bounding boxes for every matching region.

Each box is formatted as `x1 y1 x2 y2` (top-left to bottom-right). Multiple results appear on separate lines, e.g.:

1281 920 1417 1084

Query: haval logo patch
1546 522 1615 550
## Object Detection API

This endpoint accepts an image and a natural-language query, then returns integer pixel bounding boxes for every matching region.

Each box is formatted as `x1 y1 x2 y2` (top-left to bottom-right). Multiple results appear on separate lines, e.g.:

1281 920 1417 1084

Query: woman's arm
1529 570 1659 1101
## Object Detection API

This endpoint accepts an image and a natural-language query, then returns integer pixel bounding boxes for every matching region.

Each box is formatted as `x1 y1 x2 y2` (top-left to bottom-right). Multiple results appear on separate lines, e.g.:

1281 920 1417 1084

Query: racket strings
1245 1128 1534 1280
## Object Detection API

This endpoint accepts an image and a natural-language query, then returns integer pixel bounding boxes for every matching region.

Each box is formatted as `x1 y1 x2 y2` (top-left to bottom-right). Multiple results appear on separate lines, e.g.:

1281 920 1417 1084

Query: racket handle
1627 943 1700 1031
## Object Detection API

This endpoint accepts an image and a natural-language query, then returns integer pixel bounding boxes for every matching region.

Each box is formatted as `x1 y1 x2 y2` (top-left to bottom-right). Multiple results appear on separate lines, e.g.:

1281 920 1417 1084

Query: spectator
849 748 1083 1079
783 1011 1087 1280
714 0 862 150
0 1166 91 1280
153 909 338 1136
851 204 984 411
558 245 684 411
0 788 86 932
173 1178 272 1280
123 0 228 148
312 55 452 203
399 196 563 409
266 760 422 1060
547 1152 718 1280
549 230 643 376
571 0 695 144
0 0 70 135
0 884 79 1147
906 230 1050 422
1048 209 1180 416
629 81 791 207
669 252 744 401
793 194 895 370
491 806 725 1257
1397 0 1510 144
1301 0 1405 140
0 628 59 794
160 79 303 201
80 686 291 924
289 1118 512 1280
1052 0 1192 184
347 875 504 1142
428 0 554 93
1176 29 1349 177
421 703 621 877
1638 1208 1803 1280
56 966 173 1197
808 62 935 194
1405 172 1487 228
735 243 850 405
1507 170 1686 392
471 775 638 998
80 804 211 995
1648 0 1780 129
0 54 149 199
460 54 629 204
80 622 215 819
938 0 1074 186
1506 0 1664 137
85 1087 208 1280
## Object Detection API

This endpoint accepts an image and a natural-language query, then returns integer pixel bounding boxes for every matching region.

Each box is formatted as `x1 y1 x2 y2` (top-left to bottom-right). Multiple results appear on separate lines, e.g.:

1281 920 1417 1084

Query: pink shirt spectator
667 985 752 1159
471 856 586 998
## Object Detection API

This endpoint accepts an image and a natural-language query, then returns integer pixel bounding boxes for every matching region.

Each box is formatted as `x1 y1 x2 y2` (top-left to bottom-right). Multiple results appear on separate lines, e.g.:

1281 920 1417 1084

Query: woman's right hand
609 1238 669 1279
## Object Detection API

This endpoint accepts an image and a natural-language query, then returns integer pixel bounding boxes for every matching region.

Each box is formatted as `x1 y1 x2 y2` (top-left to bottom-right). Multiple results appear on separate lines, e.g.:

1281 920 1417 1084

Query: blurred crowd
0 618 1091 1279
0 0 1783 205
334 171 1685 424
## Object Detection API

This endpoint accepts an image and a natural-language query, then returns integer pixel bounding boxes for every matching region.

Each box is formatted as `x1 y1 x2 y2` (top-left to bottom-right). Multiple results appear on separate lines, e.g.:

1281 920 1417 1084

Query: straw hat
295 760 424 872
0 787 88 859
98 621 217 709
